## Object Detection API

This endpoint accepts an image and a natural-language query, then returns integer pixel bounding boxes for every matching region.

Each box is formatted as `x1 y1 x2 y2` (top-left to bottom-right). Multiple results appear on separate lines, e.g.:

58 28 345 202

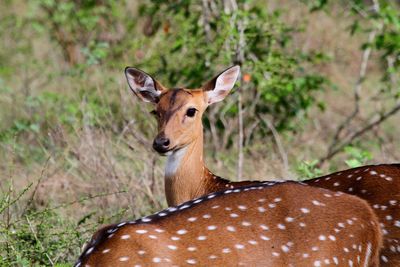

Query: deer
125 65 400 266
75 182 382 266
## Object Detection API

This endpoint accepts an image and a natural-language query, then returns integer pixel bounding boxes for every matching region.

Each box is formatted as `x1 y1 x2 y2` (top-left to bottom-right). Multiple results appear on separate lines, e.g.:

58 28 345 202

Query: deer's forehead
158 89 203 111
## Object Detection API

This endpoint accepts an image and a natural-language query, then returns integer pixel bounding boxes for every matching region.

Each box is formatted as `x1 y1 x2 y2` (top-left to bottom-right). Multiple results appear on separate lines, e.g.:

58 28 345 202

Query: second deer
125 65 400 265
76 182 382 266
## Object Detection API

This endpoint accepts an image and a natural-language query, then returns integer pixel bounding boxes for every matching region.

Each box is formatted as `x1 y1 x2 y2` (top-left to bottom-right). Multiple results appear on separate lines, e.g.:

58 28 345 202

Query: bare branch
319 102 400 164
324 29 376 163
201 0 212 42
259 116 289 176
228 0 246 180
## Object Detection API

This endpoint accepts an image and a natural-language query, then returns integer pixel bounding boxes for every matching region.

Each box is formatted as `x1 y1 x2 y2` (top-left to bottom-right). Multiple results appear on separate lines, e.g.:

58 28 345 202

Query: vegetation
0 0 399 265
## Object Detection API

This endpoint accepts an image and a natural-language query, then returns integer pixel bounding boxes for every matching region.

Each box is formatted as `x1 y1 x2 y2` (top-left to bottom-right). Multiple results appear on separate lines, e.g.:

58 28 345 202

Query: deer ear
125 67 166 103
202 65 240 105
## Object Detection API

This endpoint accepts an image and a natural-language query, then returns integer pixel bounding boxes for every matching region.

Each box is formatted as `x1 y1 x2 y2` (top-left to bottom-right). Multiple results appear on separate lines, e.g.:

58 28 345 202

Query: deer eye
186 108 197 117
150 110 159 117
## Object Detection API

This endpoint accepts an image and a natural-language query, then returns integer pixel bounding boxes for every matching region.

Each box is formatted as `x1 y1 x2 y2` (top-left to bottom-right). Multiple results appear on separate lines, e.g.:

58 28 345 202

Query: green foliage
0 182 78 266
0 180 129 266
138 1 328 135
305 0 400 97
81 41 110 66
2 210 79 266
344 145 373 168
296 160 323 179
0 87 118 165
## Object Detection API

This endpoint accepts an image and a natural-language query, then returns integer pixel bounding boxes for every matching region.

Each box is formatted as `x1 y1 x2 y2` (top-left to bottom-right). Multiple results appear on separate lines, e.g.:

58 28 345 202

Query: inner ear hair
125 67 168 103
202 76 217 92
202 65 240 92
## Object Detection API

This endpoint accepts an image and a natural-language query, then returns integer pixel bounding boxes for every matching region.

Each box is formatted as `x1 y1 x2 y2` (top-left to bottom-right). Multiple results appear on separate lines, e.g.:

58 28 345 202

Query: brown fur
125 67 399 265
76 182 382 266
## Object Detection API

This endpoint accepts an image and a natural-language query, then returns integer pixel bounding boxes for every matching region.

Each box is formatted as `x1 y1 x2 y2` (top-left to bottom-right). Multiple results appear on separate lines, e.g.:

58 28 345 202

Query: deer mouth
161 150 173 156
157 146 185 157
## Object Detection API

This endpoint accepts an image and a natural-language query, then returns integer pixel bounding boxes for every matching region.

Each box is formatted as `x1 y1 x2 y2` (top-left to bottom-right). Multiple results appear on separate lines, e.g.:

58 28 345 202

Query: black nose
153 137 170 153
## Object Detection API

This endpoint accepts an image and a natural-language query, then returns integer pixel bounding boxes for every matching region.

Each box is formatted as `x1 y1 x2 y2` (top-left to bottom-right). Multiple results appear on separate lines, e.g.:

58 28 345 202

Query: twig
0 183 33 215
322 29 376 166
22 157 51 216
319 102 400 164
245 88 262 146
237 86 244 181
208 106 221 152
219 98 236 149
229 0 246 180
26 216 54 265
13 190 127 225
259 116 289 176
201 0 212 42
244 119 260 146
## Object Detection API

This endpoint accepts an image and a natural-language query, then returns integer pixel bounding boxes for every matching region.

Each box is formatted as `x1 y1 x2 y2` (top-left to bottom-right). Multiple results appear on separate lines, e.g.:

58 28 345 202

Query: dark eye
150 110 159 117
186 108 197 117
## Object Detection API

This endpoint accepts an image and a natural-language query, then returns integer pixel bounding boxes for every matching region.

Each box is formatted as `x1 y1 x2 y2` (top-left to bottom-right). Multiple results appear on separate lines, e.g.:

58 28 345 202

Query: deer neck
164 130 216 206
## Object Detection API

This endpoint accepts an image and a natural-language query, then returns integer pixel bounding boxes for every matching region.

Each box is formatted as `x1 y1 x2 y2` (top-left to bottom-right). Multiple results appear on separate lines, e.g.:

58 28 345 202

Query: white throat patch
165 147 187 178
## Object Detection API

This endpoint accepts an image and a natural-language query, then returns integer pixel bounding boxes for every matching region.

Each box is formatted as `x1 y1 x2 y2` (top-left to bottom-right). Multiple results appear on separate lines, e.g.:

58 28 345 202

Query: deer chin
163 151 173 156
165 147 188 178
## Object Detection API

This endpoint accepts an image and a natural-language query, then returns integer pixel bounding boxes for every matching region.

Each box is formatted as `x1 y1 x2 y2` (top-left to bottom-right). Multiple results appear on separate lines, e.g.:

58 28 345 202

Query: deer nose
153 137 170 153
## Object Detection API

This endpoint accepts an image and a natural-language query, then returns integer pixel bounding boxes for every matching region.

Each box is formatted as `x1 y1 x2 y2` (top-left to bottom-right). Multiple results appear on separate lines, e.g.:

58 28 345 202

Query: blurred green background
0 0 399 265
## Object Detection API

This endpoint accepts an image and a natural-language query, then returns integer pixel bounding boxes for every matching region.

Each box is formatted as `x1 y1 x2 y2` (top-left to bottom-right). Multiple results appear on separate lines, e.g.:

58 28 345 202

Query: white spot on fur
188 217 197 222
222 248 231 253
207 225 217 230
152 257 161 263
186 259 196 264
235 244 245 249
227 226 236 232
277 224 286 230
301 208 310 213
363 242 372 267
381 255 388 263
177 229 187 235
281 245 289 252
119 256 129 262
285 217 294 222
333 257 339 265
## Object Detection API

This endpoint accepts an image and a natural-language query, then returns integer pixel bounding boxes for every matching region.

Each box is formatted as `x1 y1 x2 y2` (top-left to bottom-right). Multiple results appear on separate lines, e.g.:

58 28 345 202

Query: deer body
76 182 382 267
125 65 400 265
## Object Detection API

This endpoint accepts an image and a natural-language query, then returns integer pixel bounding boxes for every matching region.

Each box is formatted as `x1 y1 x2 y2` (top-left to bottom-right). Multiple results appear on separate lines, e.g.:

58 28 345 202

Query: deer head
125 66 240 155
